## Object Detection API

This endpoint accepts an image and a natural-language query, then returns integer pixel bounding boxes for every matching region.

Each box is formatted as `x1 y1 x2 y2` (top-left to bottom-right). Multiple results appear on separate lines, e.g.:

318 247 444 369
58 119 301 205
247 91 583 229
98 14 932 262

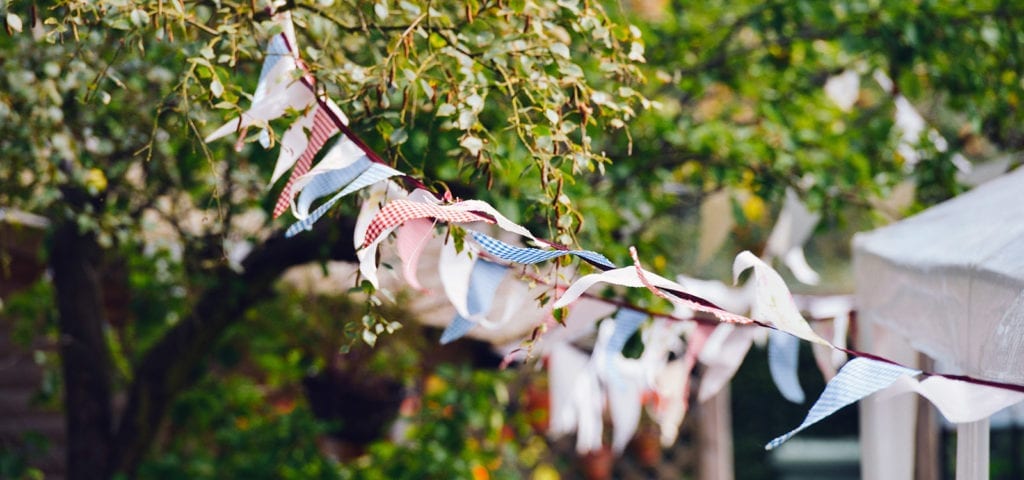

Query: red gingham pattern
361 200 495 249
273 105 339 218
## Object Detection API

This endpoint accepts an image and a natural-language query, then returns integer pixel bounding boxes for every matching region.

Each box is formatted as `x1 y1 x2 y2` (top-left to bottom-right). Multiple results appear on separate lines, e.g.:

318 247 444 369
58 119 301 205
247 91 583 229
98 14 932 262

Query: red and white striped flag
272 105 340 218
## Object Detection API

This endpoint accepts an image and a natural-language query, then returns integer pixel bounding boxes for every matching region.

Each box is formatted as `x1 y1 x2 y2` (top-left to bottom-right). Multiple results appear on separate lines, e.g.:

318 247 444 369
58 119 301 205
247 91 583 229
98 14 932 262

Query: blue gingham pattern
768 329 806 404
258 35 291 88
603 308 647 387
440 316 475 345
285 162 403 238
295 156 371 218
765 357 920 450
441 259 509 344
470 231 615 269
255 34 293 147
606 308 646 358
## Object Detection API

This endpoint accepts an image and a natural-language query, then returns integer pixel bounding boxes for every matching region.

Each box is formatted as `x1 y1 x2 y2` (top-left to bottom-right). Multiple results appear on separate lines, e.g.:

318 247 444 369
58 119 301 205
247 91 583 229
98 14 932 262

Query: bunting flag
638 318 687 386
766 357 920 450
440 316 476 345
627 251 756 325
361 200 497 249
479 279 533 330
452 200 537 240
602 309 647 386
734 251 829 345
286 132 370 215
354 187 434 289
471 231 616 269
354 185 417 248
292 156 372 219
268 105 318 185
768 330 806 403
548 343 591 438
204 27 314 145
674 274 751 314
440 259 509 344
438 236 477 323
253 17 303 148
554 266 753 325
698 324 757 402
395 218 435 291
878 375 1024 424
652 359 688 446
590 320 647 453
204 12 1024 456
251 13 299 108
573 361 605 453
273 105 341 218
606 309 646 359
607 358 645 453
284 162 404 238
644 321 715 447
763 188 821 285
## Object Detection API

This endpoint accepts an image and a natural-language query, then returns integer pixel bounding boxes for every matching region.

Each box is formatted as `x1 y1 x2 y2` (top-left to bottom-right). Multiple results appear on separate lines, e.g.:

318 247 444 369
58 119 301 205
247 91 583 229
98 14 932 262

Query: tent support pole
955 418 989 480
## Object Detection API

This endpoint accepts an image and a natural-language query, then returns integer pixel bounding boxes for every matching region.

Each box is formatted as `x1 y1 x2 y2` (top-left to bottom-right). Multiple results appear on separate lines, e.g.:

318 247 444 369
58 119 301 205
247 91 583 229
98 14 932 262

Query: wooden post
914 354 940 480
858 321 918 480
698 384 734 480
955 419 989 480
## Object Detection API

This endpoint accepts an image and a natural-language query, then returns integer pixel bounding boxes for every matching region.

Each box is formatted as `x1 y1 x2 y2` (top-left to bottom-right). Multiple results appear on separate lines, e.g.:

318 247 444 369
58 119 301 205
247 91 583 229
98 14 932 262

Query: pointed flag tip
440 315 476 345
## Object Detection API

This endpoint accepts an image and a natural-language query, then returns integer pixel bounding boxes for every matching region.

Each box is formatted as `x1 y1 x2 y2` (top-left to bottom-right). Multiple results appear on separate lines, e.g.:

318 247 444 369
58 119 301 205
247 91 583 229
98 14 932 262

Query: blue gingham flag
606 308 646 359
603 308 647 387
440 259 509 344
470 231 615 269
294 156 372 218
768 329 805 404
285 162 403 237
765 357 920 450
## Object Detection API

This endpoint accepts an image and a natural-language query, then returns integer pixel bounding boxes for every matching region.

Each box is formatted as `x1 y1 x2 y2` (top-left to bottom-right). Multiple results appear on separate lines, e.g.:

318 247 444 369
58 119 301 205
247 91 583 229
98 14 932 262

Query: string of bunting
206 11 1024 453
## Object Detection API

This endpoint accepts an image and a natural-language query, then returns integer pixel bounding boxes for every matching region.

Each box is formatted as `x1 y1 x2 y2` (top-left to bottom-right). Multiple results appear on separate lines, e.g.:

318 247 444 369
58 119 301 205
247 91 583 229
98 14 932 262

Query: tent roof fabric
853 167 1024 384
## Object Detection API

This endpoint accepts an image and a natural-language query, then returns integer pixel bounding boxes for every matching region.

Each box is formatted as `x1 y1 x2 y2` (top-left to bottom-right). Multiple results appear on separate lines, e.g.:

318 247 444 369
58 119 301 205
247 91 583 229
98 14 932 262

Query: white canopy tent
853 166 1024 479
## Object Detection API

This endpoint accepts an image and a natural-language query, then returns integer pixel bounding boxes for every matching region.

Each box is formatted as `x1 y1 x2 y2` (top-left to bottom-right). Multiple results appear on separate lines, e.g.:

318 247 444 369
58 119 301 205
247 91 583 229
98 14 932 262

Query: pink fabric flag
355 182 409 289
273 105 340 218
395 218 436 292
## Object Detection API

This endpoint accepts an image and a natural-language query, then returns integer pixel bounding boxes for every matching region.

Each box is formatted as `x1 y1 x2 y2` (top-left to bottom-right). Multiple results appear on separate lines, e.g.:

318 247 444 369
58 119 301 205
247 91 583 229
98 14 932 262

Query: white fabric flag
698 324 757 402
768 329 806 403
878 375 1024 424
763 188 821 285
734 251 829 345
548 343 591 437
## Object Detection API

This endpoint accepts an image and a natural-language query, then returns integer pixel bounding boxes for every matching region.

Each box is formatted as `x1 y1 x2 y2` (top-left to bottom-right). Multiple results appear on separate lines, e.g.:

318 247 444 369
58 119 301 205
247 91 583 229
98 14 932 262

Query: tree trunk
50 221 114 480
